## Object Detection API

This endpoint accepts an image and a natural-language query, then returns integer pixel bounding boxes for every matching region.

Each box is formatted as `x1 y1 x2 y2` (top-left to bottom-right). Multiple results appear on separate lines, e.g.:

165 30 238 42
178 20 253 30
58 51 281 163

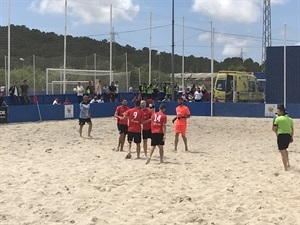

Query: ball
73 88 77 92
149 104 153 108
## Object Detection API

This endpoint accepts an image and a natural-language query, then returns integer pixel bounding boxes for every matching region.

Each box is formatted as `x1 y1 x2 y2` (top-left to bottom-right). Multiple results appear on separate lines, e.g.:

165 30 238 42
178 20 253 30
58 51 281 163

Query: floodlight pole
63 0 67 94
283 24 286 108
110 4 113 84
149 12 152 85
94 53 97 85
4 56 7 95
125 52 128 92
7 0 11 93
210 22 214 117
33 55 36 94
181 17 185 92
171 0 175 101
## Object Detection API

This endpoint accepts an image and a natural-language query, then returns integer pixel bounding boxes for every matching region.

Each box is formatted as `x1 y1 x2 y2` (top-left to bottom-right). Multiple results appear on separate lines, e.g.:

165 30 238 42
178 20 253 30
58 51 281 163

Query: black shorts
277 134 291 150
117 124 128 134
151 133 164 146
142 129 152 140
79 118 91 125
128 132 141 144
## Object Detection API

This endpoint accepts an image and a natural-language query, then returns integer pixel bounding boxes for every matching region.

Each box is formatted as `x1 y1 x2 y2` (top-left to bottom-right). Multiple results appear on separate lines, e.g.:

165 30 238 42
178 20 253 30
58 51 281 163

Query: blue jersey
79 101 90 119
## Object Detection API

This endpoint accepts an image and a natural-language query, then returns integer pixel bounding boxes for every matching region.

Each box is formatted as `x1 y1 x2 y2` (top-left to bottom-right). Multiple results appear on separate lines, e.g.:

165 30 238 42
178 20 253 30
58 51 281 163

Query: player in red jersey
146 104 167 165
124 99 143 159
140 100 153 157
114 99 129 151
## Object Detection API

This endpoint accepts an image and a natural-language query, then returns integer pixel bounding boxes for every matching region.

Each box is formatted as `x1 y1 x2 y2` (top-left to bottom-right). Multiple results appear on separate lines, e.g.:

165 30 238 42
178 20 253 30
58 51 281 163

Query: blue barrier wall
6 101 300 123
266 46 300 103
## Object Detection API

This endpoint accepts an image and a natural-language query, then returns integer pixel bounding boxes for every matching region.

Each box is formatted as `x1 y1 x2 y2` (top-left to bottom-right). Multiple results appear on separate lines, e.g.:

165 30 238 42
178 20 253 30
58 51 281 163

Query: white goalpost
45 68 111 94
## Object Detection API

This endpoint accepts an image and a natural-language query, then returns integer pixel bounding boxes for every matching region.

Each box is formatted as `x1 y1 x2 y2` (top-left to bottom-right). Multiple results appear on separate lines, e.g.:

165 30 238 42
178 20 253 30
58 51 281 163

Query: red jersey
126 107 143 133
115 105 129 125
141 107 152 130
151 111 167 134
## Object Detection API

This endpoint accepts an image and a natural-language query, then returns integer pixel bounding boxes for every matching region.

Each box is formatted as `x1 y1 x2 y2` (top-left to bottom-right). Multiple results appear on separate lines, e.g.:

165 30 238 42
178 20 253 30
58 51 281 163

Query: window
216 80 226 91
249 81 256 92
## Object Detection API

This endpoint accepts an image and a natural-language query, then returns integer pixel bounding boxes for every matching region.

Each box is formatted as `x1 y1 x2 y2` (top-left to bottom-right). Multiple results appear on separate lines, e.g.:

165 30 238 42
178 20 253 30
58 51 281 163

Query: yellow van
214 71 265 103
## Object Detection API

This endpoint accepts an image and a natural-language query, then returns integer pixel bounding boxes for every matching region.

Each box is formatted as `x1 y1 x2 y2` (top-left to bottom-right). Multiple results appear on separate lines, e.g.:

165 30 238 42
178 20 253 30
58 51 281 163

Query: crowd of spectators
1 79 213 106
7 80 31 105
74 80 119 103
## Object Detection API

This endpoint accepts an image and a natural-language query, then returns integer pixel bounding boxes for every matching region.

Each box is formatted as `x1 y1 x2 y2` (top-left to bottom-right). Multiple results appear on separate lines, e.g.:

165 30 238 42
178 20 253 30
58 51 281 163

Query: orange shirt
175 104 190 127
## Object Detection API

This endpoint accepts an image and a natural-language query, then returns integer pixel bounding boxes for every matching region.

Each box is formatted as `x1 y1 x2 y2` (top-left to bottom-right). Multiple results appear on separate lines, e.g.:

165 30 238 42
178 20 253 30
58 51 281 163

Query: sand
0 116 299 225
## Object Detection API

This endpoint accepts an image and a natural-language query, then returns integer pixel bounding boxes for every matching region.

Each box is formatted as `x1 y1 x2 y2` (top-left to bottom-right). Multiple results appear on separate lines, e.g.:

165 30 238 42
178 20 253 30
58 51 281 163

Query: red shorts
175 125 187 136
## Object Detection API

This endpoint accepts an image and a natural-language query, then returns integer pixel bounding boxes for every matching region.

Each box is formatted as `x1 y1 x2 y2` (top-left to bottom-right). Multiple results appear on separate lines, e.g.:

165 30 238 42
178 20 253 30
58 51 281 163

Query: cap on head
277 104 286 114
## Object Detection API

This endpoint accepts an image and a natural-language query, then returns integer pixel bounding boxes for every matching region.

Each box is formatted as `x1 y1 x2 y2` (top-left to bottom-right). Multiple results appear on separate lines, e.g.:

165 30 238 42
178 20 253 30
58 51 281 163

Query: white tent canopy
173 73 217 80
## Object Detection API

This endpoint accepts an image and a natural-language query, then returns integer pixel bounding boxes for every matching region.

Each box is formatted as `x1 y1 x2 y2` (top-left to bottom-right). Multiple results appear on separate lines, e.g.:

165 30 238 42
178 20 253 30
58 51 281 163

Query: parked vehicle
214 71 265 103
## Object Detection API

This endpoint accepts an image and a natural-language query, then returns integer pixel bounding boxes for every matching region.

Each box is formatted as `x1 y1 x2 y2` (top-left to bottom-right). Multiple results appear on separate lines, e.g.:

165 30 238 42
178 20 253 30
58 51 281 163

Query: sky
0 0 299 64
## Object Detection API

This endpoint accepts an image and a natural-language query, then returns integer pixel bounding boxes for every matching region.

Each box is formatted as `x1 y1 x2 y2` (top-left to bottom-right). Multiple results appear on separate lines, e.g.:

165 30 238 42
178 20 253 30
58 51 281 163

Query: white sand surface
0 116 299 225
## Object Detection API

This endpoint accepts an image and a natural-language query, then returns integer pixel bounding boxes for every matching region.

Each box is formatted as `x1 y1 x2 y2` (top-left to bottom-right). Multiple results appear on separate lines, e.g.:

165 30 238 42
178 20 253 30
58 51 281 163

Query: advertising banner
265 104 277 117
0 107 8 123
64 105 74 119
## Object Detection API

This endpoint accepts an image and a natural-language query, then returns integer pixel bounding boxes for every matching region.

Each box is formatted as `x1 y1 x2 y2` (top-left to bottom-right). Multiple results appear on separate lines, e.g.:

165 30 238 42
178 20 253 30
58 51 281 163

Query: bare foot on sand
146 158 151 165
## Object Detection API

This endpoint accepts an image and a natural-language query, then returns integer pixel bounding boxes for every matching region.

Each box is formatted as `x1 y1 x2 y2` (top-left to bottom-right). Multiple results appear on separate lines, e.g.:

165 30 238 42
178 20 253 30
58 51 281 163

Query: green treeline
0 25 262 91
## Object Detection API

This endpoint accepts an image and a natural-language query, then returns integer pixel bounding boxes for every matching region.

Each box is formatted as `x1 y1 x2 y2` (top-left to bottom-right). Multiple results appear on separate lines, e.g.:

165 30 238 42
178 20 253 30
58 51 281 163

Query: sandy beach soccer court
0 116 299 225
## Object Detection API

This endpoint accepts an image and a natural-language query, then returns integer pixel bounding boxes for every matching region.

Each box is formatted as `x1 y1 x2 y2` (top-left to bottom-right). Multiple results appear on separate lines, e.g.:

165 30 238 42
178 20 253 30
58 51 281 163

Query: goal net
45 68 128 94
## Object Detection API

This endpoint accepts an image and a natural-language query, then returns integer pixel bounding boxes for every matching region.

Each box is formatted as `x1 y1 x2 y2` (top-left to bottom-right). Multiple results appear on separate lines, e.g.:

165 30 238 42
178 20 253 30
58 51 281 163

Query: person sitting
0 93 8 107
98 96 104 103
90 96 100 104
53 98 61 105
64 98 71 105
162 95 171 102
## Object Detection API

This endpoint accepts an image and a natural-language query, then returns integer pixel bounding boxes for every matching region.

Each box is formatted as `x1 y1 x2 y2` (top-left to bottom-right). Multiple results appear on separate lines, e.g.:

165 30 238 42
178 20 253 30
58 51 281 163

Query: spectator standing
102 84 110 102
86 81 95 99
115 81 119 100
146 84 154 100
164 82 171 100
152 83 159 101
194 87 203 102
96 80 102 99
0 86 5 95
20 80 30 105
9 82 20 105
174 83 179 100
76 82 85 103
109 81 117 102
141 83 147 100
